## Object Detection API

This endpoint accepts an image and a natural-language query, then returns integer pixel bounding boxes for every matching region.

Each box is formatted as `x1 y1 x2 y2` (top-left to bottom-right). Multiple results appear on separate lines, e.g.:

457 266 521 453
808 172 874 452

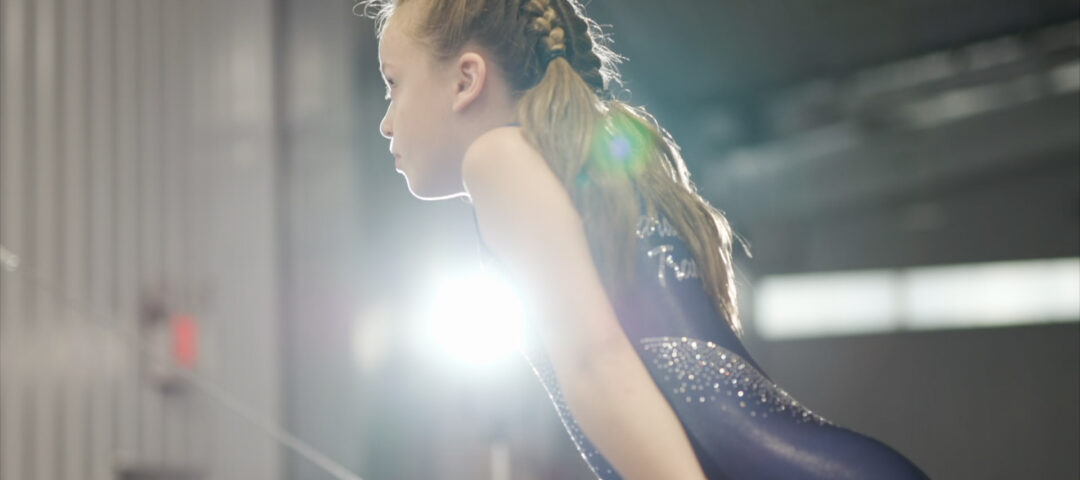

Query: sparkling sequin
640 336 833 426
527 352 622 479
517 213 832 480
634 214 679 239
637 213 700 287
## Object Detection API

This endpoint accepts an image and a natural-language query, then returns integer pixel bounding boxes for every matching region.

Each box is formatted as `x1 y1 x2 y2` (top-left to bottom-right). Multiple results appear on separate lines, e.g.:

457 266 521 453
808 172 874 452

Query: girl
365 0 932 478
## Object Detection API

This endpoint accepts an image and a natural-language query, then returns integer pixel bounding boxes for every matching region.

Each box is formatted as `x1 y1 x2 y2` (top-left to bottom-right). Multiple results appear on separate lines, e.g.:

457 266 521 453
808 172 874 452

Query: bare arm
462 127 707 480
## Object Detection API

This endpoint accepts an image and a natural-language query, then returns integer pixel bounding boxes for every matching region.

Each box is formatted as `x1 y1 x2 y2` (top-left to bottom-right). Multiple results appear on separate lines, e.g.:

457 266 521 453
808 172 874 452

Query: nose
380 106 393 140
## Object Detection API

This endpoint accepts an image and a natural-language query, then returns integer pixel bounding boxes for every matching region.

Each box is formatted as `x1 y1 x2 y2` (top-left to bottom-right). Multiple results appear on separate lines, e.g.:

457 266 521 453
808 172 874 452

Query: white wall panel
86 0 116 478
31 0 60 477
0 0 29 477
0 0 282 478
111 0 140 470
60 0 89 477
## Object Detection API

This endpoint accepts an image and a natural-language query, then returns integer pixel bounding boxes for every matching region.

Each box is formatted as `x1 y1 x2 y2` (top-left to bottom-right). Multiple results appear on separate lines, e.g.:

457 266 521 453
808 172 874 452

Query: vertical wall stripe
160 0 181 465
87 0 116 478
60 0 89 476
0 0 28 477
113 0 139 467
32 0 58 478
190 0 213 469
135 0 158 463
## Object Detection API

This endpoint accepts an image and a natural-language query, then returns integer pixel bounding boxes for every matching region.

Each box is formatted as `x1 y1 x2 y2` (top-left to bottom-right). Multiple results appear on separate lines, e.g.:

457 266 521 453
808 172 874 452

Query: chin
416 192 467 201
410 189 468 201
403 175 467 201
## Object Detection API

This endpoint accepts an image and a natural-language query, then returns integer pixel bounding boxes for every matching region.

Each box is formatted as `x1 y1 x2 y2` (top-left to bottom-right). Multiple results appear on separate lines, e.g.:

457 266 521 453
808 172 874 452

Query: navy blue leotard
473 184 930 480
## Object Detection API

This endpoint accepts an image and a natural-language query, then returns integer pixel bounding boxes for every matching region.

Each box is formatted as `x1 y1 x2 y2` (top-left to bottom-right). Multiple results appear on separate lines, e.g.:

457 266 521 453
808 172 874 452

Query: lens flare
426 270 527 367
587 113 654 179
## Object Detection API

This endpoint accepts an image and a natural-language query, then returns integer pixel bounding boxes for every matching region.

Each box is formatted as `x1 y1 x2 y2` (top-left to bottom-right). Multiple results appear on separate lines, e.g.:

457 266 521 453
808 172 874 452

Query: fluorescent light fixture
755 257 1080 339
756 270 900 338
903 258 1080 329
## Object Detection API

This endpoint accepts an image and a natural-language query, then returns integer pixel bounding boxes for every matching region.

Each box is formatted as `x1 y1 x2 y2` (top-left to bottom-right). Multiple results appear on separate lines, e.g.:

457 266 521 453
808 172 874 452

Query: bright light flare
756 257 1080 339
426 270 527 367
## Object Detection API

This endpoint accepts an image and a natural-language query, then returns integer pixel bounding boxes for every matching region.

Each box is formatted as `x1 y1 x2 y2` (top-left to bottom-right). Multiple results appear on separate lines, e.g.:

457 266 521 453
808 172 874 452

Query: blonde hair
363 0 752 336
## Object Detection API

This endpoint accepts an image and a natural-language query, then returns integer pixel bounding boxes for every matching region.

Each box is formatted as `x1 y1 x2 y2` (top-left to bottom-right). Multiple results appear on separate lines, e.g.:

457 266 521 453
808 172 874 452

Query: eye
384 78 395 101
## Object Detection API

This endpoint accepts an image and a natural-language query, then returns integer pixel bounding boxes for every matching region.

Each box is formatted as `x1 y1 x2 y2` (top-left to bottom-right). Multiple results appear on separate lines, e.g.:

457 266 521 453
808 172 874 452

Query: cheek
398 95 430 132
405 96 448 146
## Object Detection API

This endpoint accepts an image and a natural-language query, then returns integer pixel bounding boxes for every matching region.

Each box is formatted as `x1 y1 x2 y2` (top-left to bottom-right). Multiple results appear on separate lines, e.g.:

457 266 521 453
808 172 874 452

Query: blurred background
0 0 1077 479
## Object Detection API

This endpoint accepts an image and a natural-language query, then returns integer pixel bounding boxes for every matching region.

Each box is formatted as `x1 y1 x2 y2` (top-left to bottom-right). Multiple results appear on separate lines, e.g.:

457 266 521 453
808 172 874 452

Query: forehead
377 4 423 68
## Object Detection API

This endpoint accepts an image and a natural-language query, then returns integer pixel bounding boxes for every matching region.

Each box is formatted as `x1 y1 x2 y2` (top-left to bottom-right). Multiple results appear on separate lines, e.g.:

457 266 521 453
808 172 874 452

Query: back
476 205 931 479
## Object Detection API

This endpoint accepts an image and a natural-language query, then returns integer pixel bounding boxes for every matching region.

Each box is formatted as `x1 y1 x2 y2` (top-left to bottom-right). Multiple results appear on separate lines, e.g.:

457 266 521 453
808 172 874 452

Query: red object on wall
171 314 198 368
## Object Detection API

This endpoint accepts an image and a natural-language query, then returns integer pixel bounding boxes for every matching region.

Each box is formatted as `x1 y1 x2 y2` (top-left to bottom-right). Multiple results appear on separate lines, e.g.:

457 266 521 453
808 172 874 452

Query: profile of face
377 0 521 201
378 3 475 201
378 6 452 200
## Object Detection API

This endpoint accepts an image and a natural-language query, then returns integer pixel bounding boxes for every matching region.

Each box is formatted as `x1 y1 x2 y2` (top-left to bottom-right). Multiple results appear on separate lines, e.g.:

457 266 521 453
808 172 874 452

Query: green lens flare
588 113 652 178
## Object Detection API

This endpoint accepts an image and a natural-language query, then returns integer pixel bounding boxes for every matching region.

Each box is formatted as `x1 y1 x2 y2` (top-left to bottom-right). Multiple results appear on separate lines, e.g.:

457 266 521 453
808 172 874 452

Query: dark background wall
746 323 1079 480
270 1 1078 479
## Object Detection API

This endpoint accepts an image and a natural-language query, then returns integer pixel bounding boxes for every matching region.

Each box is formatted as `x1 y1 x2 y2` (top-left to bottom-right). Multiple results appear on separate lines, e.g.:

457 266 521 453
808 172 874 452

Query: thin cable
1 261 366 480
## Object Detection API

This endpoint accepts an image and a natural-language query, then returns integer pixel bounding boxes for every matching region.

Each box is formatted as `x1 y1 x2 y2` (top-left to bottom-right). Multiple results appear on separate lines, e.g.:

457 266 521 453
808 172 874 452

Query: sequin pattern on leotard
499 206 930 480
640 336 831 425
524 349 621 479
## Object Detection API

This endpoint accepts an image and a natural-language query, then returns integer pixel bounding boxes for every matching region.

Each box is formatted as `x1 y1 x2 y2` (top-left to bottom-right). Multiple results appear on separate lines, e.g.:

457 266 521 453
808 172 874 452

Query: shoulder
463 126 624 355
462 126 584 250
462 126 552 196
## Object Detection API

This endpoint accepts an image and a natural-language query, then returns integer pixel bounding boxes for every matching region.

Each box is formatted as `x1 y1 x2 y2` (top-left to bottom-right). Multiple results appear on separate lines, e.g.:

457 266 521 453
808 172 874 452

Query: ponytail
365 0 751 336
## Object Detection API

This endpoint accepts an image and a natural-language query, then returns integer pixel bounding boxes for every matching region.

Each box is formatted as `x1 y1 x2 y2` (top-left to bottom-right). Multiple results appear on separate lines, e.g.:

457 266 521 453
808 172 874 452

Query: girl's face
378 5 466 200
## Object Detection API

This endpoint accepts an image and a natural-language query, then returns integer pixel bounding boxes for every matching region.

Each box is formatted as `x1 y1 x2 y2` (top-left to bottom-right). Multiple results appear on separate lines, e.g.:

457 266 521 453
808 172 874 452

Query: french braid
520 0 607 93
522 0 566 57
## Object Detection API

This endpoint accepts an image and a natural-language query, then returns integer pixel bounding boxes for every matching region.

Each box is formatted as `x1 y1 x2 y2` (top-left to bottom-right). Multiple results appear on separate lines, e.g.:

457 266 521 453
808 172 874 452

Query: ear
452 52 486 113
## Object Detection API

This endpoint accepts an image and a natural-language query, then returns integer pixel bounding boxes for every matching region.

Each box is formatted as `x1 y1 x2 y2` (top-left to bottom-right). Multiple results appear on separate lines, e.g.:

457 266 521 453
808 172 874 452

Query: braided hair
361 0 751 337
522 0 567 64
